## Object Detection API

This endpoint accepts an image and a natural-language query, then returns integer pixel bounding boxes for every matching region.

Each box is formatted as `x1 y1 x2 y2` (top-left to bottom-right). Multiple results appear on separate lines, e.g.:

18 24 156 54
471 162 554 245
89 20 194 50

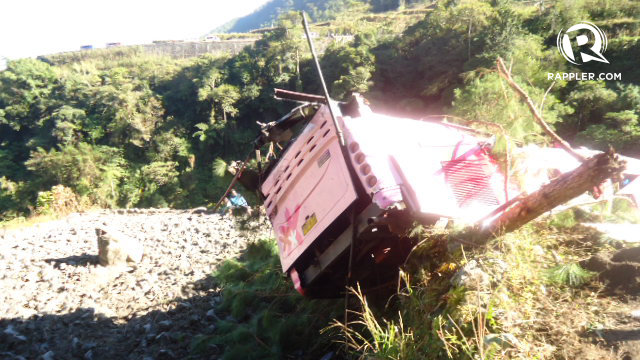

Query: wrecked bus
219 11 631 298
253 91 516 297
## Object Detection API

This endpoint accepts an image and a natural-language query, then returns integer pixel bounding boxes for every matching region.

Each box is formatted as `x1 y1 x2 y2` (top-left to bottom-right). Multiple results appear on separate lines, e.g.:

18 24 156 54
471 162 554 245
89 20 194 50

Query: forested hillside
2 0 640 222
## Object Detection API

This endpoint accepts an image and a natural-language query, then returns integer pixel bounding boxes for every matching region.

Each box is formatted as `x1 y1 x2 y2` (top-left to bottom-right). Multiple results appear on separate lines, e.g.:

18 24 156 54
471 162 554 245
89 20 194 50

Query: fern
545 263 596 288
213 158 229 178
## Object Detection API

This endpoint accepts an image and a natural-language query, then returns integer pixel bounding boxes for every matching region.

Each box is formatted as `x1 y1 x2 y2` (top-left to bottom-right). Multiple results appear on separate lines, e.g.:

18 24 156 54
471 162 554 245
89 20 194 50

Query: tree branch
496 57 586 162
471 148 625 245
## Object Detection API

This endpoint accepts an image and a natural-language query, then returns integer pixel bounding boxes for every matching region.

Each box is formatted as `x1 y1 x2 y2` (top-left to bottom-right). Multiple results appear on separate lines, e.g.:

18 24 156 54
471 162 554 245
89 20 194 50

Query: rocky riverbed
0 209 272 360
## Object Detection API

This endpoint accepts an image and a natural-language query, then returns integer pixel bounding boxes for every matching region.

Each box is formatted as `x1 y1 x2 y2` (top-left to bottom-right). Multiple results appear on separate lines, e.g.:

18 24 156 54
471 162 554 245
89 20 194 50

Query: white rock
4 324 27 341
96 227 143 266
484 333 520 349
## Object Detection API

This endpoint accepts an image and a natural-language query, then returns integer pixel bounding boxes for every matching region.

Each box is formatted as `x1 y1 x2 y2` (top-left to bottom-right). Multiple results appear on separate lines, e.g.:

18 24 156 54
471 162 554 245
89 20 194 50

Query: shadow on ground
583 246 640 295
580 246 640 360
0 273 222 360
1 239 341 360
45 254 99 268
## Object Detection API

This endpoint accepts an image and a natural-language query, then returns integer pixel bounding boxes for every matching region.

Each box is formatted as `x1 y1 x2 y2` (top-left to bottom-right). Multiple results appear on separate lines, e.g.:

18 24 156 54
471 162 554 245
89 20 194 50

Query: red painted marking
290 268 306 296
278 204 304 255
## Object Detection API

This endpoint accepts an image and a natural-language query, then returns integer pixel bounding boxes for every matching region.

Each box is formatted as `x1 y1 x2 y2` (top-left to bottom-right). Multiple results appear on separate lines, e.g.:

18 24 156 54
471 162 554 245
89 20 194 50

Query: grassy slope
202 199 640 359
209 0 430 34
192 238 343 360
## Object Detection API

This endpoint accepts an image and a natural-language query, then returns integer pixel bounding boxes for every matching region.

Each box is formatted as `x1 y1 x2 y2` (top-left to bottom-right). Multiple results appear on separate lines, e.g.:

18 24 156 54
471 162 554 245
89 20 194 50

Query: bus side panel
263 107 358 272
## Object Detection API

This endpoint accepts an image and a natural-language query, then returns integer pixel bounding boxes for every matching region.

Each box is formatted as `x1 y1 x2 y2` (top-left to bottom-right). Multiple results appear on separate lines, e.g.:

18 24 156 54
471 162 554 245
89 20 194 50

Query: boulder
96 227 143 266
451 260 490 291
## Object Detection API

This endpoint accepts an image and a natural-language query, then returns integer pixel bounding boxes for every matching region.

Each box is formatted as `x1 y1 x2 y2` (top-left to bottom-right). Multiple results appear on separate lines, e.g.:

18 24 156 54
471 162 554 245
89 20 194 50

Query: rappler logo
556 21 609 65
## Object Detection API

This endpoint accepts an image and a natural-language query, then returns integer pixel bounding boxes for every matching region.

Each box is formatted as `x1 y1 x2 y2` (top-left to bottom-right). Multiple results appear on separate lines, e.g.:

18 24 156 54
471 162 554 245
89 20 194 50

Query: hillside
2 0 640 358
212 0 430 33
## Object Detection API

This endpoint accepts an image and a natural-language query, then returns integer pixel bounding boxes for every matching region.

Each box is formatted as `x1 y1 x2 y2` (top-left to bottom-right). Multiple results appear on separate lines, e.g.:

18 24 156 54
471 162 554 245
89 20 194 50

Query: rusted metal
274 88 327 103
212 153 252 212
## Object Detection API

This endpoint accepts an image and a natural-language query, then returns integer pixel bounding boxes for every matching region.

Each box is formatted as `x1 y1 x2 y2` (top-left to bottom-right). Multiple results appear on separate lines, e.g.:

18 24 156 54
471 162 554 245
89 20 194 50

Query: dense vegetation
193 238 342 359
2 0 640 223
200 202 640 359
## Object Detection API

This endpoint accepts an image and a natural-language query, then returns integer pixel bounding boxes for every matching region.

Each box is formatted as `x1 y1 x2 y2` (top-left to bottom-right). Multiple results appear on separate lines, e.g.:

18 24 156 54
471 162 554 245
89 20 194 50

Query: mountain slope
212 0 428 33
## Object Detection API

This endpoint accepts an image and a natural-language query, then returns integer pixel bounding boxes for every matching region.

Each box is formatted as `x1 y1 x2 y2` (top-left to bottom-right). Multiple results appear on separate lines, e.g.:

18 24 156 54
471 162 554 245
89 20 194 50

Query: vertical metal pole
301 11 346 146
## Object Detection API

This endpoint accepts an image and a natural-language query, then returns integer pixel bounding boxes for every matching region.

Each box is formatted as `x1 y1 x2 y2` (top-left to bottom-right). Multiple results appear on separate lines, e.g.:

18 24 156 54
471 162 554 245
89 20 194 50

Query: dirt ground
578 246 640 360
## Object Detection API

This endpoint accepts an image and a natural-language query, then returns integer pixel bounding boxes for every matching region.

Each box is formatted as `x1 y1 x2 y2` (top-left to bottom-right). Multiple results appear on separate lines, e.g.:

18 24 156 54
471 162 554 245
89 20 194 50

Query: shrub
35 184 79 215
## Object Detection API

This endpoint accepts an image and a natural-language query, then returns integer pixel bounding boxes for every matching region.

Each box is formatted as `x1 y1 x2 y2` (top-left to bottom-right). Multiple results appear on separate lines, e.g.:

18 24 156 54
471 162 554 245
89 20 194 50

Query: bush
26 143 126 208
35 184 79 215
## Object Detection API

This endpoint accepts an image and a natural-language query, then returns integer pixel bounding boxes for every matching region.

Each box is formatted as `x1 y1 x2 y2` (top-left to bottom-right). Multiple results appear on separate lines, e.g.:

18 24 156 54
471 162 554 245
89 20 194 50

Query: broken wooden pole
472 148 625 245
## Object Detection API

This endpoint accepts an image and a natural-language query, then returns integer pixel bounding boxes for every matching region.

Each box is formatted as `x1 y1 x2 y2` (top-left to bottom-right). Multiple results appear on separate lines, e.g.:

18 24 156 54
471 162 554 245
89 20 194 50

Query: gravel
0 208 272 359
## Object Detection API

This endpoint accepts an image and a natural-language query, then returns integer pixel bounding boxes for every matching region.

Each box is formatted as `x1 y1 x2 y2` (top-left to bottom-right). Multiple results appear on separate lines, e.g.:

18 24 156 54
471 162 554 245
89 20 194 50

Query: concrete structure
38 34 348 63
140 39 258 59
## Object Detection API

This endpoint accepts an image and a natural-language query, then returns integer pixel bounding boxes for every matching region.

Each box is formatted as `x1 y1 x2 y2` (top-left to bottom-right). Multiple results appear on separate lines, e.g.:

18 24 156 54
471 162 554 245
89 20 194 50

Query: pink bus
256 92 511 297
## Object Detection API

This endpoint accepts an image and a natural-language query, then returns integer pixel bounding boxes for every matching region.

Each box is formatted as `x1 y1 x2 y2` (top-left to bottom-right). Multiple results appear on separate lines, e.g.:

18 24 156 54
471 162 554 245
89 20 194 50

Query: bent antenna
300 11 345 146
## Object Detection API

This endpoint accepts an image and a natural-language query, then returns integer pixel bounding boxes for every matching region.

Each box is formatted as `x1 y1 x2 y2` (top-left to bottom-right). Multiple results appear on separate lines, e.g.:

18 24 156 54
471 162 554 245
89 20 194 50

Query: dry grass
331 207 637 359
0 213 62 231
2 185 96 231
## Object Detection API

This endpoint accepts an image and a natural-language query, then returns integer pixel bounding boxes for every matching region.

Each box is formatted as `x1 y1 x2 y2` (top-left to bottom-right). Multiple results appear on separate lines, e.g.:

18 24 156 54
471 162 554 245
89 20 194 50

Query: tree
0 59 58 131
452 72 570 145
49 105 88 145
320 35 376 99
199 83 241 124
564 81 618 136
372 0 518 109
25 143 126 207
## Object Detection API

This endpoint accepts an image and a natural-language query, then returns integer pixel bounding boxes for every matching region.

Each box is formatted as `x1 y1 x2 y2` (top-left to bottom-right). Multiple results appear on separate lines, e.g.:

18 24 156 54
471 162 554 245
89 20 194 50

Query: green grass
196 202 630 359
328 211 618 359
327 284 414 359
192 238 342 360
545 263 596 288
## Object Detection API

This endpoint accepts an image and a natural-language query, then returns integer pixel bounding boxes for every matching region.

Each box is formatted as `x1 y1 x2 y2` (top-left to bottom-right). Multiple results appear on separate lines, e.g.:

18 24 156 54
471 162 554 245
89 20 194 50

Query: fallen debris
496 57 585 162
250 81 633 296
